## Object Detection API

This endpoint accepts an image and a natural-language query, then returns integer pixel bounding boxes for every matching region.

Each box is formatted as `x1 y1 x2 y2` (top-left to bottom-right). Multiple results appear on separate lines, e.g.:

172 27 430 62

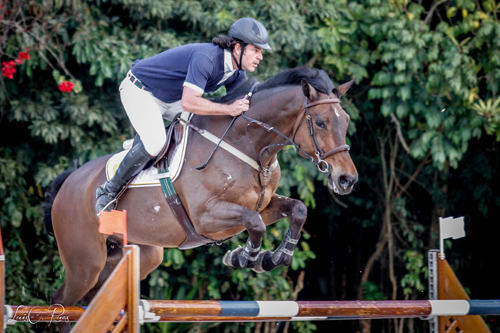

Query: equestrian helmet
229 18 272 50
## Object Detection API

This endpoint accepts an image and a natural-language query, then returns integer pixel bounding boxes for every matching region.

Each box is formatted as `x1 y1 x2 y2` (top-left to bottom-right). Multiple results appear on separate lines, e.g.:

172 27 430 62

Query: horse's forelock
212 68 334 104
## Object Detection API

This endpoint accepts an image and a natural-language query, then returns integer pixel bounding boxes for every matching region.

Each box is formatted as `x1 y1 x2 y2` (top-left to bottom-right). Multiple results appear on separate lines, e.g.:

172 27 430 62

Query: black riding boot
95 141 154 214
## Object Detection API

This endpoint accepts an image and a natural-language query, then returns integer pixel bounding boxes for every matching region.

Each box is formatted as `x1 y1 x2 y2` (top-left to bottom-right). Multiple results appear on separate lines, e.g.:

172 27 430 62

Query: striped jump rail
141 299 500 322
5 299 500 324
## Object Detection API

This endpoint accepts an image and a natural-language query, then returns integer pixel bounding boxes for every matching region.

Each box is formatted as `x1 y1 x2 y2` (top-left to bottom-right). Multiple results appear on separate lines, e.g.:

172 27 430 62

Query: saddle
116 116 188 185
112 112 219 250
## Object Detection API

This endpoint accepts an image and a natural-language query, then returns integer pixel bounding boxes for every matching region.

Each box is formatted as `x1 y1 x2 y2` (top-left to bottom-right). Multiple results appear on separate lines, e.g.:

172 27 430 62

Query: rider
95 17 272 214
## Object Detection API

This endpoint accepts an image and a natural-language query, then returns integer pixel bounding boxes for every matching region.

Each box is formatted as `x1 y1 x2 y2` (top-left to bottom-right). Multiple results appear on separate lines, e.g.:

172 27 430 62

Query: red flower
2 61 17 79
2 64 16 79
18 52 30 60
1 52 30 79
58 81 74 93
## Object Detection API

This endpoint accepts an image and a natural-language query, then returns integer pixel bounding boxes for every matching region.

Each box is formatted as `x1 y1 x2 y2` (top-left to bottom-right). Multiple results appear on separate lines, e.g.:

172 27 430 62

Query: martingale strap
157 163 218 249
158 112 241 248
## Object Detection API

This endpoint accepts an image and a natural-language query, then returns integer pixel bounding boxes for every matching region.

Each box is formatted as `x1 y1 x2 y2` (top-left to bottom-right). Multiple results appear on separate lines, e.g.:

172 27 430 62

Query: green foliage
293 321 317 333
363 281 387 301
400 251 427 296
472 97 500 140
1 0 500 332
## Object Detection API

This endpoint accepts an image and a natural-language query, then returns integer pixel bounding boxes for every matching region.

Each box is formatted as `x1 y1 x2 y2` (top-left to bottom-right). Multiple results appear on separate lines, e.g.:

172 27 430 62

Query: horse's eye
315 121 326 129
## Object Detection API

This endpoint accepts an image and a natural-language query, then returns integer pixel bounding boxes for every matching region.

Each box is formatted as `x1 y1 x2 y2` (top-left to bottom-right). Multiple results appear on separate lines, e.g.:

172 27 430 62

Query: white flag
440 216 465 240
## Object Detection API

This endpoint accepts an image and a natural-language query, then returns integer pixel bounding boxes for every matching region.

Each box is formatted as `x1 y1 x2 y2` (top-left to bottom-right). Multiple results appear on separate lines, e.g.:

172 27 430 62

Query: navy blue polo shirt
130 43 246 103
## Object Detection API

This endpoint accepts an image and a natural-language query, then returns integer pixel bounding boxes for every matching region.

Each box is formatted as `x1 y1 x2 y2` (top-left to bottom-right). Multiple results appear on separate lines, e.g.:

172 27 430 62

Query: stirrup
95 183 118 216
97 199 117 217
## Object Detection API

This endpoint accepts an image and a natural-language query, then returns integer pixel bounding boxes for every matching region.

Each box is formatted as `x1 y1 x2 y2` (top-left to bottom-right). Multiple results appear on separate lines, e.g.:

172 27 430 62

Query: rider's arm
181 86 248 117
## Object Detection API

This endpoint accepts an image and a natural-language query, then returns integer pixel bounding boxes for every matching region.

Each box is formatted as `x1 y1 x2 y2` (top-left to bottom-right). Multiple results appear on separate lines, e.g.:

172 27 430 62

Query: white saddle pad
105 113 191 187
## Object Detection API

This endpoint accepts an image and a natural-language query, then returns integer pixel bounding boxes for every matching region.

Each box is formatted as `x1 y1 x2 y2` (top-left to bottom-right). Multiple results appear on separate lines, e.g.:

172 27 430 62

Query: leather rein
241 96 350 179
178 92 351 213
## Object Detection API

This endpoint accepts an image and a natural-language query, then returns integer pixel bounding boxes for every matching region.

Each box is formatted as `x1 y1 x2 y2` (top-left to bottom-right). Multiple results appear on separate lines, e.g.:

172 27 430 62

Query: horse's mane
212 67 334 103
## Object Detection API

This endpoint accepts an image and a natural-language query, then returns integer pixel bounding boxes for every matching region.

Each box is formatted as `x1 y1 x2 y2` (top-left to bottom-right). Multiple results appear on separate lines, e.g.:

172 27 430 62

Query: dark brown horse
43 67 358 332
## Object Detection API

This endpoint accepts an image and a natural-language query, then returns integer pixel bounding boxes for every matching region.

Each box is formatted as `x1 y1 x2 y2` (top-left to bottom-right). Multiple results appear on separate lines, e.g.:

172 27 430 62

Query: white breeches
119 73 184 156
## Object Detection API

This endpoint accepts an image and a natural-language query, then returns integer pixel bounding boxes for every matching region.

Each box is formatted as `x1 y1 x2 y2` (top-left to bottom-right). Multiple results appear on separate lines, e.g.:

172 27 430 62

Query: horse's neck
242 88 304 167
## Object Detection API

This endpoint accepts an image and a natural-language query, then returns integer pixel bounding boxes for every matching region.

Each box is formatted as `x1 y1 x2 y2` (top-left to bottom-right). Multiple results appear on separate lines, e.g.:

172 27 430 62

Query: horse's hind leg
50 237 107 333
252 194 307 273
137 244 164 279
80 239 123 305
82 243 164 305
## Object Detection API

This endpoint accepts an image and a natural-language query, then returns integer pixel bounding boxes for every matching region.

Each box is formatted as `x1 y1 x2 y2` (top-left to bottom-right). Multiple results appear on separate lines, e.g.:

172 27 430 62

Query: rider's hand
227 95 249 117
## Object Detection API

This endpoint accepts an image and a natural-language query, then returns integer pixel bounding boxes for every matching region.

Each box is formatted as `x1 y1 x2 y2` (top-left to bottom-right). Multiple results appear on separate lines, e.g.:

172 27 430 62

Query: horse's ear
333 79 356 98
301 79 318 100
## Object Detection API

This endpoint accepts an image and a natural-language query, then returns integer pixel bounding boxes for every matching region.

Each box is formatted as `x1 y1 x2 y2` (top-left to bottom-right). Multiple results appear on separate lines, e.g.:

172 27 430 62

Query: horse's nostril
339 175 350 189
339 174 358 190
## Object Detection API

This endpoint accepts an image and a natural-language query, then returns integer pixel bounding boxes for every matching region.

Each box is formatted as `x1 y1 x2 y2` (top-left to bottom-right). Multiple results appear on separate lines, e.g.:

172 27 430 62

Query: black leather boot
95 141 154 214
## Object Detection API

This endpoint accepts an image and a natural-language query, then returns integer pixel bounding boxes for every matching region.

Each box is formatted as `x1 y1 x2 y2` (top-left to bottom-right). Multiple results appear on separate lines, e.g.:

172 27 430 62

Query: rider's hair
212 35 242 50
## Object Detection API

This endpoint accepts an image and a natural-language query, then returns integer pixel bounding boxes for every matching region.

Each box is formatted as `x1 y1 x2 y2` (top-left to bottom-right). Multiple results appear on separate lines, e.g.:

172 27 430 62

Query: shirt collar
224 49 235 73
218 49 238 85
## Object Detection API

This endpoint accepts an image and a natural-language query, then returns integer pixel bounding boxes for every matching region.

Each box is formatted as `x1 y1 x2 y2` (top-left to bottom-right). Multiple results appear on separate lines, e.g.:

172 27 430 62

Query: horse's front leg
198 200 266 269
252 194 308 273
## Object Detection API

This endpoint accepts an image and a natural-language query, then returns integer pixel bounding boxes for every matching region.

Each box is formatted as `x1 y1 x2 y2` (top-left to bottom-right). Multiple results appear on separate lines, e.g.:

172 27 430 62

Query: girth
155 114 226 249
157 157 226 250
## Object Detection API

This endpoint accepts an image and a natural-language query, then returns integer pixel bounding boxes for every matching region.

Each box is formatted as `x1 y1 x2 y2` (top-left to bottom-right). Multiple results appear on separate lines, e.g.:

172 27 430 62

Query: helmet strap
231 43 246 71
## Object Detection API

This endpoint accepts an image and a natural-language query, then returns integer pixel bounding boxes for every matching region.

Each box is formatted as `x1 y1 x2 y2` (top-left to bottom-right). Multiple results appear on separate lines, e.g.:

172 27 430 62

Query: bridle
194 79 351 179
292 97 350 176
241 96 350 178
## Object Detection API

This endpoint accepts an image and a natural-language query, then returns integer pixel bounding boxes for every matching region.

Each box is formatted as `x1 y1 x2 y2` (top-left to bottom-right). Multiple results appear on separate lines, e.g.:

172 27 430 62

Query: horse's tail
42 169 75 237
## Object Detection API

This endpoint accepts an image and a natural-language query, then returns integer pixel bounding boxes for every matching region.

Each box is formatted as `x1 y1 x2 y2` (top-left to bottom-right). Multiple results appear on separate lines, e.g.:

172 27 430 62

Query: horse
43 67 358 332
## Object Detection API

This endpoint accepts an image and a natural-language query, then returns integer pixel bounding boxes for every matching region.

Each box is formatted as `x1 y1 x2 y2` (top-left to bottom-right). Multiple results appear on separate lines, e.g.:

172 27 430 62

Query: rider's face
234 44 264 72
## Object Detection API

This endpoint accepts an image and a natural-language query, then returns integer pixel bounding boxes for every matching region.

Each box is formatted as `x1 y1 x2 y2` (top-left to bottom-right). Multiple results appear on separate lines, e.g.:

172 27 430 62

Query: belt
127 72 147 91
